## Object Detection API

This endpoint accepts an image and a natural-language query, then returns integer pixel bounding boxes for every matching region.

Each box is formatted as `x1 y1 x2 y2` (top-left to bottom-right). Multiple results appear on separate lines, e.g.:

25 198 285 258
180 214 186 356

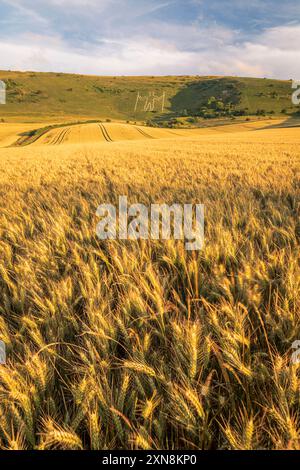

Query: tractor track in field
98 124 113 142
167 129 185 137
135 127 154 139
48 128 65 145
51 128 71 145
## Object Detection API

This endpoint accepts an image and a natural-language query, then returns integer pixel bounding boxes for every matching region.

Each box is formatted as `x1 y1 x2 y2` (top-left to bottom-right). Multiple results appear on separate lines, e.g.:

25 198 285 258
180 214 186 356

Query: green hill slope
0 71 296 123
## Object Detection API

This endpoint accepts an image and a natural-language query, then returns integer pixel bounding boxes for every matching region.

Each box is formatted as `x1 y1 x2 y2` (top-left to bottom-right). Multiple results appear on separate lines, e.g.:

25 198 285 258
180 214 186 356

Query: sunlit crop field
0 123 299 450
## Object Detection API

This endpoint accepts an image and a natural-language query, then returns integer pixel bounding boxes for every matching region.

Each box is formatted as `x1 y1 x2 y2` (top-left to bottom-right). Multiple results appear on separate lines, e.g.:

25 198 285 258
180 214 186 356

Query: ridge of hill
0 71 297 123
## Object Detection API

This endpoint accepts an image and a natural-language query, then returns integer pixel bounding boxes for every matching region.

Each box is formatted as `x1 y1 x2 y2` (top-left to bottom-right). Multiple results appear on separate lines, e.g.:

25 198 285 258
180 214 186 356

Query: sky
0 0 300 78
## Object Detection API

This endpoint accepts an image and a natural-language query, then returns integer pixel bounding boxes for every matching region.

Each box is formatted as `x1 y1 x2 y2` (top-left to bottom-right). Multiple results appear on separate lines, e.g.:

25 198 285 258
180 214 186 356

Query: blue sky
0 0 300 77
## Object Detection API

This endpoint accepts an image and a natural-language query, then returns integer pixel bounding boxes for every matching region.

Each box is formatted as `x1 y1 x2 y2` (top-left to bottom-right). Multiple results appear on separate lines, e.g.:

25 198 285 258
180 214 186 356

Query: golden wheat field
0 120 299 450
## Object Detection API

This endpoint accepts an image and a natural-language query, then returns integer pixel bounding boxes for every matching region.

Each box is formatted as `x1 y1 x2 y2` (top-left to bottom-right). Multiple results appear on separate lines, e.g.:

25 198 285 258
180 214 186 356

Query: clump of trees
256 109 266 116
194 96 248 119
180 95 278 121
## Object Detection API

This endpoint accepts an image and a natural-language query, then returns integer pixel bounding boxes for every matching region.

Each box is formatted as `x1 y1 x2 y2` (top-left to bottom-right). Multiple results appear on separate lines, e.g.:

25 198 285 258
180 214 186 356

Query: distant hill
0 71 296 123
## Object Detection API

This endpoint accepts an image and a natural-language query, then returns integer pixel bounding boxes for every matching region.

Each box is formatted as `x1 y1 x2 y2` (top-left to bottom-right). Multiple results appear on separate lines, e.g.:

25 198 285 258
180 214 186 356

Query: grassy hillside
0 71 296 123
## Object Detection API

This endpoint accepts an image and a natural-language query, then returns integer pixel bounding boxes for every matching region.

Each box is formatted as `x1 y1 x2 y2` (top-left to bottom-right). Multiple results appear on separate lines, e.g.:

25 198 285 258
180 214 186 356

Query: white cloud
210 25 300 78
0 35 196 75
0 4 300 78
2 0 49 24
